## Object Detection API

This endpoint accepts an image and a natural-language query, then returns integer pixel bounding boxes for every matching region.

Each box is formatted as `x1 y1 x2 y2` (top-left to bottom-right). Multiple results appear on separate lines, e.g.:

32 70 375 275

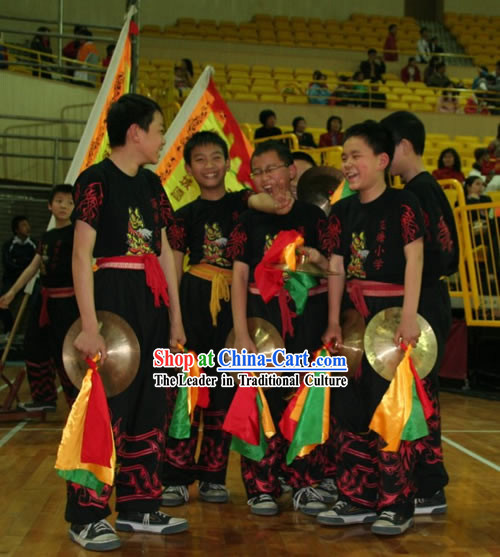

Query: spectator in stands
360 48 386 83
429 36 444 54
62 25 87 78
352 71 369 107
463 176 492 227
432 148 465 183
0 33 8 70
436 90 459 113
1 216 37 333
416 27 431 63
174 58 194 98
102 44 115 70
426 62 453 88
469 148 500 192
73 29 99 86
401 57 421 83
383 24 398 62
464 93 490 115
292 117 316 148
290 151 317 199
254 109 282 140
307 70 331 105
30 26 52 79
472 66 491 91
319 116 344 147
488 123 500 158
423 55 440 84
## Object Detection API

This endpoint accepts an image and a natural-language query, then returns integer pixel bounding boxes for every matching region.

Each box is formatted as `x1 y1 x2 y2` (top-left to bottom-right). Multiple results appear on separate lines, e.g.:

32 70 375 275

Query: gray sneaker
199 482 229 503
317 499 377 525
115 510 188 534
371 510 414 535
315 478 338 505
161 485 189 507
248 493 279 516
69 519 121 552
414 490 447 515
293 486 328 516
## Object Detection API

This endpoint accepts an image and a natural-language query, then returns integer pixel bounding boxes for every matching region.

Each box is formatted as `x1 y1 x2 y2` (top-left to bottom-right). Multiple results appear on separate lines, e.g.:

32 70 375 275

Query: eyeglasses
250 164 288 178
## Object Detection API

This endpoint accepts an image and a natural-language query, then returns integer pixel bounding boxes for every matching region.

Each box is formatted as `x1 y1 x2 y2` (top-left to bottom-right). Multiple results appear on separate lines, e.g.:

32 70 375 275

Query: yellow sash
188 263 233 326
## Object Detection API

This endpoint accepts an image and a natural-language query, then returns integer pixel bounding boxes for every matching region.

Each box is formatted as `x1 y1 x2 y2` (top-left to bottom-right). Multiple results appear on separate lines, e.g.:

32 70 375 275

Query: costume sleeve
399 192 424 245
226 213 250 264
319 202 343 257
73 169 104 229
168 207 187 253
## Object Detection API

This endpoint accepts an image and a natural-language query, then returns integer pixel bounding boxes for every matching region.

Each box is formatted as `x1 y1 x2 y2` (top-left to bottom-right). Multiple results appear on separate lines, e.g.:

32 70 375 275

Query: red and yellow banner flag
64 6 135 185
369 345 433 452
153 67 254 211
55 359 115 494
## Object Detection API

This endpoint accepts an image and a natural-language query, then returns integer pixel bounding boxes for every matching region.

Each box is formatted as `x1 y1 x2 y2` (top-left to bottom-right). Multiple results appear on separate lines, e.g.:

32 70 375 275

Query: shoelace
142 511 169 526
247 494 273 506
318 478 337 492
378 510 397 521
332 499 350 512
292 487 324 511
84 519 114 537
203 483 227 491
165 485 189 502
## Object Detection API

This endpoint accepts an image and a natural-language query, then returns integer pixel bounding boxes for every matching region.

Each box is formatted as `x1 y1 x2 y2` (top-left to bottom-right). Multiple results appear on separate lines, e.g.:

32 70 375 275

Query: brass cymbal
62 311 140 397
364 307 438 381
332 309 365 376
270 262 339 277
225 318 284 384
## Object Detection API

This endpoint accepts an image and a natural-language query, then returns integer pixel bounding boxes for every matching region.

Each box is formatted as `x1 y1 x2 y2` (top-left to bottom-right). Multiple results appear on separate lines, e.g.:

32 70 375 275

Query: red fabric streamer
223 383 260 445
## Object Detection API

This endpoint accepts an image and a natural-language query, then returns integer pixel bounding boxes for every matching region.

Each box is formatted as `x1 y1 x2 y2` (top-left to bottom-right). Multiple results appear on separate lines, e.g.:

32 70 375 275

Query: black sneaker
248 493 279 516
414 490 447 515
18 401 56 412
316 500 377 525
315 478 338 505
371 510 414 535
199 482 229 503
161 485 189 507
293 486 328 516
69 519 121 551
115 510 188 534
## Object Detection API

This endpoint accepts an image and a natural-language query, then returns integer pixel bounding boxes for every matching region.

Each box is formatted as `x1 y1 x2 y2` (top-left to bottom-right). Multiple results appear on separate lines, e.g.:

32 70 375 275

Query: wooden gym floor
0 369 499 556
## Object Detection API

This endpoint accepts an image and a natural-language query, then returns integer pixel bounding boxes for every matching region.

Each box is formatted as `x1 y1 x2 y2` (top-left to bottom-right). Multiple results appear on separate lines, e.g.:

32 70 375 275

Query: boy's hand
249 192 293 215
170 320 186 353
297 247 328 270
0 290 14 309
322 323 343 348
394 314 420 347
234 333 257 354
273 191 294 215
74 330 108 362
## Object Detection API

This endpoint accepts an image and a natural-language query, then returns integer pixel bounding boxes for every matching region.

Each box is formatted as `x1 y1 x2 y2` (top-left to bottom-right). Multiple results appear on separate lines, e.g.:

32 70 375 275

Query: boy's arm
248 192 294 215
231 261 257 353
72 220 107 360
395 237 423 347
173 250 185 285
0 254 41 307
322 254 345 347
159 228 186 351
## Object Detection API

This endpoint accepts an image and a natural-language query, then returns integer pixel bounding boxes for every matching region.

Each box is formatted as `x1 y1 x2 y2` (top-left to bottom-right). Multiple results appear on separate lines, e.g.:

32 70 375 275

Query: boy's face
137 111 165 165
49 192 74 221
251 150 296 200
342 136 388 190
186 143 230 190
295 119 306 133
15 219 30 239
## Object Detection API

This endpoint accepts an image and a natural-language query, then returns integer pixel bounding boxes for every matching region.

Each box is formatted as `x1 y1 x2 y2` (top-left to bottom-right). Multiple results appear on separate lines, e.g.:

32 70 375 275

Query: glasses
250 164 288 178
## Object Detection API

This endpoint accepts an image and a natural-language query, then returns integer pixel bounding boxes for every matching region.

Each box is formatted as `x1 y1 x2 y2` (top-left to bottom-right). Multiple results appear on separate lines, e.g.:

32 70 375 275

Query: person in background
73 28 99 86
319 116 344 147
254 109 282 140
383 24 398 62
102 44 115 70
30 26 52 79
432 148 465 183
436 90 459 113
292 116 317 148
423 56 441 84
487 123 500 158
0 33 9 70
290 151 317 199
469 147 500 191
416 27 431 63
426 62 453 88
429 36 444 55
307 70 331 105
401 57 421 83
360 49 386 83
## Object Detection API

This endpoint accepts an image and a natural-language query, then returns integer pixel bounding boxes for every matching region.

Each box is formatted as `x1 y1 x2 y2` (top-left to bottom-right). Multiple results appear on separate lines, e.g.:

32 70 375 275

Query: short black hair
251 140 293 166
368 48 377 55
182 58 194 77
438 148 462 172
259 109 276 126
420 27 428 35
464 175 482 190
11 215 28 235
297 166 343 216
106 93 162 148
49 184 73 204
326 115 342 132
380 111 426 155
474 147 488 161
183 131 229 165
292 151 317 167
389 24 397 32
106 44 115 57
292 116 305 131
344 120 395 164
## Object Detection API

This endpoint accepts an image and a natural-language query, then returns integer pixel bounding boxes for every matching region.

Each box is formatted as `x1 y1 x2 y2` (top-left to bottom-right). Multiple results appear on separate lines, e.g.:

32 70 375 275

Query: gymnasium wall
444 0 500 16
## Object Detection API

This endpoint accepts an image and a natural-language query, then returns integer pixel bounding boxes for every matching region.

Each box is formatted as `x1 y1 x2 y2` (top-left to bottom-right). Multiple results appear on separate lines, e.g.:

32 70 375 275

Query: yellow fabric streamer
282 236 304 271
369 346 414 452
186 356 202 418
188 264 233 326
257 384 276 439
55 368 115 486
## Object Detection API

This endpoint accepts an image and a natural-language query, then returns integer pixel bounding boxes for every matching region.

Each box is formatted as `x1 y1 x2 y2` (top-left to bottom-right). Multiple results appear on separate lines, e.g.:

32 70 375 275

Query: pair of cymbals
62 311 140 397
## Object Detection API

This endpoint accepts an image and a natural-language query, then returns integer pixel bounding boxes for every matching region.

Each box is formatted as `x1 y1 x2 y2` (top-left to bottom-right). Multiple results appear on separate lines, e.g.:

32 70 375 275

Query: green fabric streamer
286 370 326 464
230 395 268 462
401 380 429 441
57 469 106 495
168 385 191 439
285 271 318 315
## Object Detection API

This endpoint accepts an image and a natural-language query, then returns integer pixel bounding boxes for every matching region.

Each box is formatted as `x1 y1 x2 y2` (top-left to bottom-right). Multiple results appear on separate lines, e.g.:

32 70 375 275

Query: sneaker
315 478 338 505
18 401 56 412
371 510 414 535
115 510 188 535
278 476 293 495
293 486 328 516
69 519 121 551
316 500 377 526
248 493 279 516
161 485 189 507
199 482 229 503
414 490 447 515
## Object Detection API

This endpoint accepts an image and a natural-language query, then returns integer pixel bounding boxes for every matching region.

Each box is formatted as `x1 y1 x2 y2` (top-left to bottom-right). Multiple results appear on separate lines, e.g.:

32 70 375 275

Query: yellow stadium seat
284 94 309 104
252 65 272 73
392 87 409 96
252 78 274 87
251 85 278 95
230 77 251 86
407 81 427 89
227 63 250 73
260 94 284 103
401 94 423 103
225 83 249 94
232 92 259 102
252 72 273 80
386 80 406 88
385 93 400 102
411 102 433 112
388 102 409 110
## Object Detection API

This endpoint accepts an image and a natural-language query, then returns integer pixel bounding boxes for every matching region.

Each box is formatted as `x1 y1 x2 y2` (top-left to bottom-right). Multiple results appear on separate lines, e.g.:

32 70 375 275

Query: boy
317 121 424 535
67 93 187 552
226 140 331 517
0 185 78 410
162 131 291 506
381 111 459 515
